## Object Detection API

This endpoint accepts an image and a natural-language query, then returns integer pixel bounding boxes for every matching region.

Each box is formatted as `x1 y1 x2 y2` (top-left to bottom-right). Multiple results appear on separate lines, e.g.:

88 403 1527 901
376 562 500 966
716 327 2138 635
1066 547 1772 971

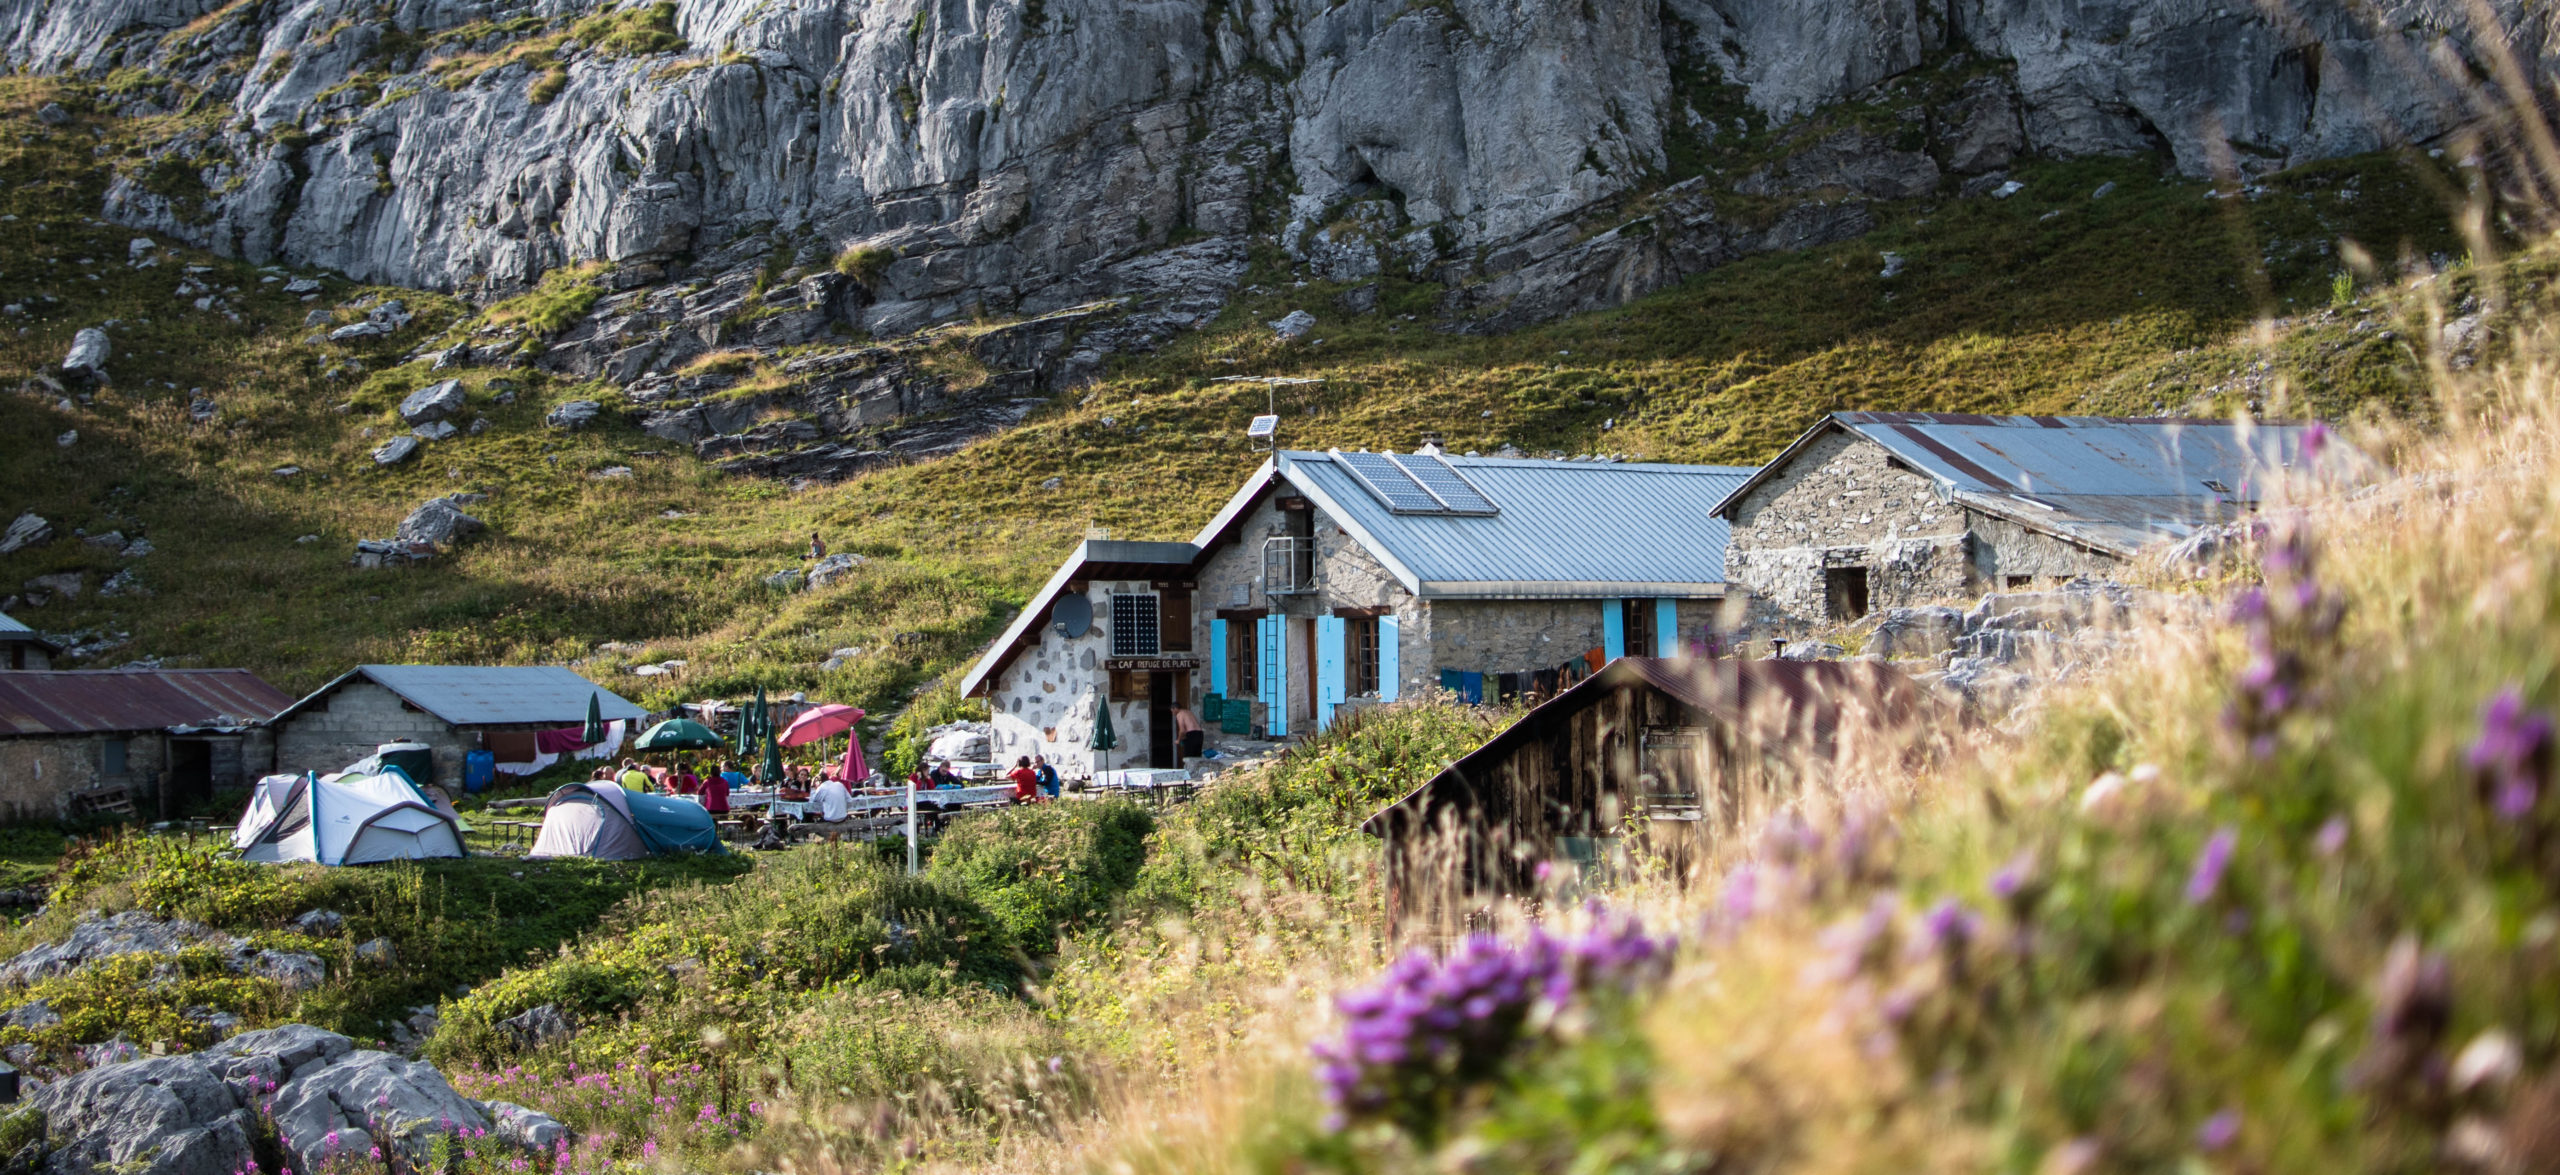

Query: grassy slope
0 74 2472 722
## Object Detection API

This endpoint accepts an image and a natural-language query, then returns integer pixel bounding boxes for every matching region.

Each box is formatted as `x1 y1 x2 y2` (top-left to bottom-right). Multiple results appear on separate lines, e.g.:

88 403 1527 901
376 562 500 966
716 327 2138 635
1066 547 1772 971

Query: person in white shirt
812 774 852 824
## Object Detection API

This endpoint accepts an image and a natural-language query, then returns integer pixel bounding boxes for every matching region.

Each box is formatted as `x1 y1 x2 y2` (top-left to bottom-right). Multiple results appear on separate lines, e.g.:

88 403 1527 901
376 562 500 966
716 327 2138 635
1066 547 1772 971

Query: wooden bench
70 786 135 818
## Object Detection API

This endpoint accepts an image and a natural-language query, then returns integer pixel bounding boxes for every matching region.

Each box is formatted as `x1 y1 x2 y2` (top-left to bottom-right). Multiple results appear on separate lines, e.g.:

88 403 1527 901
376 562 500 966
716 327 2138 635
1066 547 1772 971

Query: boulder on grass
60 328 109 380
397 379 467 424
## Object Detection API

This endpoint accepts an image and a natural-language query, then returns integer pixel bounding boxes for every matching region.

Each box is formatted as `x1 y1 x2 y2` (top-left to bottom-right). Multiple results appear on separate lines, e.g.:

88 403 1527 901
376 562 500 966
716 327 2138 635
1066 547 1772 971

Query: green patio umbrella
1092 697 1118 777
761 723 786 784
581 692 607 745
635 718 724 751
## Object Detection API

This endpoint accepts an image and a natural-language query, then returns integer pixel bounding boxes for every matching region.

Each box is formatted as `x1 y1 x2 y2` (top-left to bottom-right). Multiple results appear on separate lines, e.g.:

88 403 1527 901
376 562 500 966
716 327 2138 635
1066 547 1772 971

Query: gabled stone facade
1722 429 2116 637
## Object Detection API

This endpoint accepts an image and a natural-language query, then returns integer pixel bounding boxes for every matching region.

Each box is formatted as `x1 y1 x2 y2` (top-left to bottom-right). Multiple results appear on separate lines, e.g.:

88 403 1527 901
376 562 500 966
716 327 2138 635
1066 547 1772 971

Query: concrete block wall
273 681 473 786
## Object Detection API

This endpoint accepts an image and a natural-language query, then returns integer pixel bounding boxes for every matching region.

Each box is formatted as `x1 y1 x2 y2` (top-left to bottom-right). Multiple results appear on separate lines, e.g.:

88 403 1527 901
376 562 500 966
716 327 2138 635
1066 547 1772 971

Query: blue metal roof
1276 452 1757 598
277 665 649 727
0 612 47 644
1715 413 2341 557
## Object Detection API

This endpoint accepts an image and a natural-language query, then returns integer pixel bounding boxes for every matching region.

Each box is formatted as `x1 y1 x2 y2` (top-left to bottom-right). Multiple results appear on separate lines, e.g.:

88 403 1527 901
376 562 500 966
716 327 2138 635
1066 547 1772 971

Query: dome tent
526 782 725 860
234 771 467 865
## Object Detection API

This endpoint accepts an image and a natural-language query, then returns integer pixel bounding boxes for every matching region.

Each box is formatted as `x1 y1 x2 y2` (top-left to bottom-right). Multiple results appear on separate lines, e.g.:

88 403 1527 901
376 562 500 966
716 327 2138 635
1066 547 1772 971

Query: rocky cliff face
7 0 2547 477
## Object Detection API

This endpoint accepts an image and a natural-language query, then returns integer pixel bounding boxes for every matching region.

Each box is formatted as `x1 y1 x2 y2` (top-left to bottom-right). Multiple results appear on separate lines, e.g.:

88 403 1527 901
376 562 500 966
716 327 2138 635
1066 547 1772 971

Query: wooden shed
1361 657 1934 925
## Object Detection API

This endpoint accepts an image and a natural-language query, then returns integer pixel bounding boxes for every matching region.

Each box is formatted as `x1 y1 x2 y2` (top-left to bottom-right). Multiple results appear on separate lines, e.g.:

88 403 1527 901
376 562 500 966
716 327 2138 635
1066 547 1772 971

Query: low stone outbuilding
271 665 647 787
1714 412 2333 637
0 669 292 819
961 448 1757 774
0 611 58 670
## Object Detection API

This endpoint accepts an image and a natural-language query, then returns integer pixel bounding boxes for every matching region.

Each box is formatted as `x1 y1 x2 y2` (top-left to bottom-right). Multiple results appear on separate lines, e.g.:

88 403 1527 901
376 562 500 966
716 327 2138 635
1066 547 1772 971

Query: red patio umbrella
780 704 870 784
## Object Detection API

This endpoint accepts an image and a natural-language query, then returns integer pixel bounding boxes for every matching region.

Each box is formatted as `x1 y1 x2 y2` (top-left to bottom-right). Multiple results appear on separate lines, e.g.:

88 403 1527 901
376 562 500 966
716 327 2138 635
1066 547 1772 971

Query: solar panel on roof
1334 451 1451 514
1390 453 1499 515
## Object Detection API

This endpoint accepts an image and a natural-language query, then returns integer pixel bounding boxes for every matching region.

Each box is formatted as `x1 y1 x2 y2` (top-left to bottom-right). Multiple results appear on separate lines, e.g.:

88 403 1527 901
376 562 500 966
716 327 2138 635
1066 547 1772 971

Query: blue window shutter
1209 619 1228 695
1378 616 1400 702
1316 616 1347 731
1259 615 1286 736
1655 599 1680 658
1603 599 1626 661
1440 668 1463 698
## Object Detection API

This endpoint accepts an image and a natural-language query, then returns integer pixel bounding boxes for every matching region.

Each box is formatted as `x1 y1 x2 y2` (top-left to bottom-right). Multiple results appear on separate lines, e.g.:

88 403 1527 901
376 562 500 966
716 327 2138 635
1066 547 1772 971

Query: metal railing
1263 536 1318 594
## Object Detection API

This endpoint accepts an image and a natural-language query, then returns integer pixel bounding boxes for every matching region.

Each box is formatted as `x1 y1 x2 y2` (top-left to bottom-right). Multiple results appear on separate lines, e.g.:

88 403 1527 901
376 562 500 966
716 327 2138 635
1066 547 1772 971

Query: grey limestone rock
328 320 391 342
397 378 466 424
1269 310 1317 340
393 498 486 546
60 327 108 379
499 1003 574 1048
807 552 866 589
371 435 419 465
353 937 395 967
481 1100 571 1149
245 950 325 993
410 419 457 441
0 911 228 985
0 512 53 555
546 399 600 430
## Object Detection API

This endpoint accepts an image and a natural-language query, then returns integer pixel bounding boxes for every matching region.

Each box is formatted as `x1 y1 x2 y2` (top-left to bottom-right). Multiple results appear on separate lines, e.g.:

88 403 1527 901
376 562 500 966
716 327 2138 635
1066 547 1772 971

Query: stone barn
1362 657 1935 926
0 669 293 820
0 612 57 671
271 665 647 788
961 448 1757 775
1714 412 2331 637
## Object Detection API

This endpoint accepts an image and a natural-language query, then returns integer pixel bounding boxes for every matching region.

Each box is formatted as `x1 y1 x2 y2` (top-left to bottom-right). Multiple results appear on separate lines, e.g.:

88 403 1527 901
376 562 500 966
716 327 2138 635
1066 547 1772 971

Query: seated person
777 769 810 802
809 774 852 825
672 765 702 796
718 761 752 792
928 760 967 789
1033 754 1061 798
616 759 652 793
1006 756 1042 803
701 766 731 815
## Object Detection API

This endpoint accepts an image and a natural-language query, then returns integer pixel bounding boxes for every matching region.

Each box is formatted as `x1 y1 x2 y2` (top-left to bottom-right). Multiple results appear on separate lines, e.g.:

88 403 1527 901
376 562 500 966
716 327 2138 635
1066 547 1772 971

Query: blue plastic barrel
462 749 495 794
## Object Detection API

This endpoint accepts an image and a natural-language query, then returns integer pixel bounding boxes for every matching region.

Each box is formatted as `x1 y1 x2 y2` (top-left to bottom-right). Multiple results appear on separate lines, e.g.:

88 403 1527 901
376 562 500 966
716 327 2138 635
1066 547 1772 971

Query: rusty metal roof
1361 656 1937 835
1713 412 2341 557
0 669 297 736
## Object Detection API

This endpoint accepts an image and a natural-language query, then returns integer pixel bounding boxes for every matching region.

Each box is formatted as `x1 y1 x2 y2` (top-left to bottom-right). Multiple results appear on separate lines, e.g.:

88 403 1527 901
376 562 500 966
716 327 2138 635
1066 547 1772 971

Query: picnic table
1087 769 1198 806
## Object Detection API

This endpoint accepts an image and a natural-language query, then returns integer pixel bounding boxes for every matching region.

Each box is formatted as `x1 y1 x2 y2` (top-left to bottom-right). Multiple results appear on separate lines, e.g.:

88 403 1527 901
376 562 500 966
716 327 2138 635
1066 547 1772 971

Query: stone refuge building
0 612 57 671
961 449 1756 775
1714 412 2328 636
271 666 647 788
0 669 294 819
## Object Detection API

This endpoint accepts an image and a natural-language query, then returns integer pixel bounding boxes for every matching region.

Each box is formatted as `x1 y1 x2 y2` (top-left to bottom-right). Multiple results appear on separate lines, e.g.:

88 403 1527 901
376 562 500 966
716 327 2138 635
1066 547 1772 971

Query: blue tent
527 782 726 859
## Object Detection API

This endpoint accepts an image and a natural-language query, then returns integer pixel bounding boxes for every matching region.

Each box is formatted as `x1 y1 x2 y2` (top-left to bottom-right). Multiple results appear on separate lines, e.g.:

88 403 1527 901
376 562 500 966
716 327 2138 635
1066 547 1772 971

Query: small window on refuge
1824 566 1871 622
1111 593 1161 657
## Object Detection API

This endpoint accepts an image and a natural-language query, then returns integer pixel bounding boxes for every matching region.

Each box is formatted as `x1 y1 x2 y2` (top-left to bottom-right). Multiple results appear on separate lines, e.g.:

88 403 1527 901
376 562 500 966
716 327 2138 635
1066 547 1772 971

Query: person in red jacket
1006 756 1042 803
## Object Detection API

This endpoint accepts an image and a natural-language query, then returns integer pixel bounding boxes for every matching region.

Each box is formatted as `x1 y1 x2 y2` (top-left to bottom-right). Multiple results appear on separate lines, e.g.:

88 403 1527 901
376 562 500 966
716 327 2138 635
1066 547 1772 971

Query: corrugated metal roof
959 540 1200 698
1715 413 2333 558
0 613 55 651
1278 452 1757 598
276 666 648 728
0 669 298 736
1361 656 1939 835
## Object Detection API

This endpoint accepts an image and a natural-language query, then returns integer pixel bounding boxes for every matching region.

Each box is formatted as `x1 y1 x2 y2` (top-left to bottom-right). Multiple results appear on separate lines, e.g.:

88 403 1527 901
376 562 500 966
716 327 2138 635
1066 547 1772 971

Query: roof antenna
1213 375 1325 453
1417 432 1444 456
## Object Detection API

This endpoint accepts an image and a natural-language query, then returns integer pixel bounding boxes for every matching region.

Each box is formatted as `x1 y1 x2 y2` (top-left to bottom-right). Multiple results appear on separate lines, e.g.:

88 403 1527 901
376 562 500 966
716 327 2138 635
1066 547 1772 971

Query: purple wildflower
1313 909 1672 1138
2314 815 2349 857
2224 521 2342 756
1920 899 1979 952
2186 827 2238 905
2197 1109 2241 1151
2469 687 2554 820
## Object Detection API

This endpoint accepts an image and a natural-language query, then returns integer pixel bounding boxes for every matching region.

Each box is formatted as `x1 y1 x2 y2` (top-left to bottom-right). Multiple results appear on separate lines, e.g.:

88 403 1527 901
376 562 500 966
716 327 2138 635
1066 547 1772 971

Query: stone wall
1965 510 2120 587
1724 428 2131 634
984 579 1119 778
0 731 168 820
273 681 473 786
1186 491 1431 730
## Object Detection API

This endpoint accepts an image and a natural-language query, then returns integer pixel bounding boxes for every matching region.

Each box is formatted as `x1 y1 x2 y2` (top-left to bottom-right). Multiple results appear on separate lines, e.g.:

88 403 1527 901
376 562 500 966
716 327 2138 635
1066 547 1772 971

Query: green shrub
527 61 568 105
925 801 1153 950
485 261 608 333
833 244 896 285
570 2 686 56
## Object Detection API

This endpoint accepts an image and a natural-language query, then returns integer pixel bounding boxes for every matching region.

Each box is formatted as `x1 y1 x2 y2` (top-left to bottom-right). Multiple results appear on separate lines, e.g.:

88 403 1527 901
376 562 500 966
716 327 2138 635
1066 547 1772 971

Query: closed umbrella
581 692 606 746
761 726 786 784
1093 697 1118 778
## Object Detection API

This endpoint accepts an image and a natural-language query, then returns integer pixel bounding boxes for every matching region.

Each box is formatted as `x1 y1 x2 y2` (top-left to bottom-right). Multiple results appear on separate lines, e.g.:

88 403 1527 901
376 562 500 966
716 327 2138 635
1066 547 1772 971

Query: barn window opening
2006 574 2034 590
100 737 129 777
1227 616 1259 697
1111 593 1161 657
1158 584 1193 651
1825 566 1871 621
1624 600 1657 659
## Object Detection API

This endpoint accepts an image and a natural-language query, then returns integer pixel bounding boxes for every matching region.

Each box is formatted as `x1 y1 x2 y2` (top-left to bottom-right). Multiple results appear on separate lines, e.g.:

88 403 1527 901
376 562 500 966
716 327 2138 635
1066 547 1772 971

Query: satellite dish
1053 594 1092 639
